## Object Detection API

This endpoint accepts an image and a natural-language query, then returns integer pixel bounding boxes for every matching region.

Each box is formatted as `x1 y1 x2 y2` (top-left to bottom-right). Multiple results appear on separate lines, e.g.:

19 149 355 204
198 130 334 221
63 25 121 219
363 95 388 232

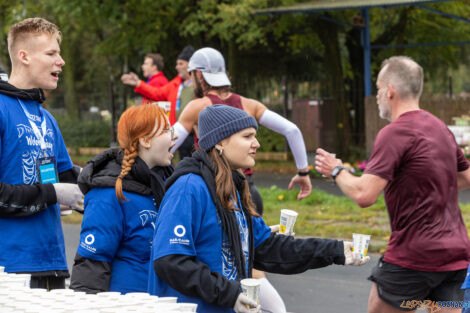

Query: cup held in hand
240 278 260 307
352 233 371 259
279 209 298 236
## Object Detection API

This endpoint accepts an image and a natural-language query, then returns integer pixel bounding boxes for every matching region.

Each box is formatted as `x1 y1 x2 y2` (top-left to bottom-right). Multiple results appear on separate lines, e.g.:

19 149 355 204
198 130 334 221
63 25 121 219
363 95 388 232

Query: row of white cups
0 266 197 313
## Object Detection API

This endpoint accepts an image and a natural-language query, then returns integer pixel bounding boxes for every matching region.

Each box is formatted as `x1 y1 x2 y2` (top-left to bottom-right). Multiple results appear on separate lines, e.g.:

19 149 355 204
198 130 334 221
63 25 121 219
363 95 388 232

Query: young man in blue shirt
0 17 83 289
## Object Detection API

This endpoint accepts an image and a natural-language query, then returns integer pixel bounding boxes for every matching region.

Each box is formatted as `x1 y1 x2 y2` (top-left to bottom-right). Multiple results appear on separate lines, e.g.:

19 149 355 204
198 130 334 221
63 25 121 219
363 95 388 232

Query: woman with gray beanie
148 105 369 313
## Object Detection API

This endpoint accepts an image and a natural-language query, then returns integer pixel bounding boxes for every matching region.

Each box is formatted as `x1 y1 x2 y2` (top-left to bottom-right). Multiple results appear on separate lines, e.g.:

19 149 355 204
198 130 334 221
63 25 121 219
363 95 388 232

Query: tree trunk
62 39 80 119
316 16 351 158
345 27 364 146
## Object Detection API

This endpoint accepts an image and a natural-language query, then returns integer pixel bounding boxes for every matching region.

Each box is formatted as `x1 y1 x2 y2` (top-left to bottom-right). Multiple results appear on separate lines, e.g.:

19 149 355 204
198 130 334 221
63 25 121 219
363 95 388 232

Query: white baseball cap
188 47 231 87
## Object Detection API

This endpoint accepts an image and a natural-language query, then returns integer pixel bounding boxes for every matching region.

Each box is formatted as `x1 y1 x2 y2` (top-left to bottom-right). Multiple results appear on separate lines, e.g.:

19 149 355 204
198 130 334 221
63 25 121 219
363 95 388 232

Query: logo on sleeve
85 234 95 245
174 225 186 237
169 225 190 245
79 233 96 253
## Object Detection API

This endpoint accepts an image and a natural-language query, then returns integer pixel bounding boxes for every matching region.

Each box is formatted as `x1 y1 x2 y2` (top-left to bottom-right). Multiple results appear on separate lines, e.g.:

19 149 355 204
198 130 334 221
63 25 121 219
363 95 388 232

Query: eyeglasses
160 127 175 140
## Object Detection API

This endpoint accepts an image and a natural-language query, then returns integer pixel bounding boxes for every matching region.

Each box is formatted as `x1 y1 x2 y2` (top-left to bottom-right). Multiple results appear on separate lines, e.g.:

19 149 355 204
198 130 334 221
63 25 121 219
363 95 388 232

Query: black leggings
246 175 263 216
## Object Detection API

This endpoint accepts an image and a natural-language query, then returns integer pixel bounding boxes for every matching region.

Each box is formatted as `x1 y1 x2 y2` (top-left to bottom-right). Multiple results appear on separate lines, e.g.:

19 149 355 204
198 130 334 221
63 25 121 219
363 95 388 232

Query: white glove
53 183 84 212
233 293 260 313
344 241 370 266
269 225 280 233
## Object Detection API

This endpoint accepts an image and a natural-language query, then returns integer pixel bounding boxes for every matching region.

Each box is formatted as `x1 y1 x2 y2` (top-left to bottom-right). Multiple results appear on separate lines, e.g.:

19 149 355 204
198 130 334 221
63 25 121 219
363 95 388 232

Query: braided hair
115 103 169 201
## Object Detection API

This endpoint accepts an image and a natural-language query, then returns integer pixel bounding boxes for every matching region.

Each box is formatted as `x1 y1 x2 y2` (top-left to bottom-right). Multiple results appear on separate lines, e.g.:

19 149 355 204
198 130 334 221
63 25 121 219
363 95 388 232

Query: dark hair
145 53 164 71
208 148 258 217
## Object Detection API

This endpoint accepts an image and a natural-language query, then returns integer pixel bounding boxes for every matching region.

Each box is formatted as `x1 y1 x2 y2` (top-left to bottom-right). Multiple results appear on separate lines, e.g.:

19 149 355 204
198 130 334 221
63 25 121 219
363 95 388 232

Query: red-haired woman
70 104 176 294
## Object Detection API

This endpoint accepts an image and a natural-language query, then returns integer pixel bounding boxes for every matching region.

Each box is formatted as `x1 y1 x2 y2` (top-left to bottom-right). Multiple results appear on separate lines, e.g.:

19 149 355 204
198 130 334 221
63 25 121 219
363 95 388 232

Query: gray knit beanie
198 104 258 151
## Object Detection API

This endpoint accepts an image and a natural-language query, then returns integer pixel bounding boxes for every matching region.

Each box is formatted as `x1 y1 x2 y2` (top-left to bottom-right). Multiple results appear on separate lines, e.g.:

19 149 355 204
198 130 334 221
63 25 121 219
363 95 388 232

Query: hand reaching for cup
343 241 370 266
315 148 343 177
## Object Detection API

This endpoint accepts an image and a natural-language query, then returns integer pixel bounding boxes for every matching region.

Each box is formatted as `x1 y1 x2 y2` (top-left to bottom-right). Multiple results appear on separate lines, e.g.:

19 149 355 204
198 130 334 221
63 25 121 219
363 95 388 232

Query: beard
378 99 392 122
193 74 205 99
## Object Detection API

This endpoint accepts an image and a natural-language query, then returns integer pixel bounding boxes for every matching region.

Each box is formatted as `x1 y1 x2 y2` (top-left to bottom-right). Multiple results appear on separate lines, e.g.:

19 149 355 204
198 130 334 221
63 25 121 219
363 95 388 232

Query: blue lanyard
17 98 48 153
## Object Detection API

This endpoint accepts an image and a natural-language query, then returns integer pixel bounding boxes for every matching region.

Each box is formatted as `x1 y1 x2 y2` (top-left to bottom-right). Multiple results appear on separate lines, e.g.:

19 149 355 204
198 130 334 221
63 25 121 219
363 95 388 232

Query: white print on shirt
169 225 190 246
174 225 186 237
139 210 157 228
85 234 95 245
16 123 54 184
80 233 97 254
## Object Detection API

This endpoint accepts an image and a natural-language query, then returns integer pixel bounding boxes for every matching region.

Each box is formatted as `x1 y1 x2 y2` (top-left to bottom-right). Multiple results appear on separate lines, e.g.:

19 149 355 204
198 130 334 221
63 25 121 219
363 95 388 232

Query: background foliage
1 0 470 157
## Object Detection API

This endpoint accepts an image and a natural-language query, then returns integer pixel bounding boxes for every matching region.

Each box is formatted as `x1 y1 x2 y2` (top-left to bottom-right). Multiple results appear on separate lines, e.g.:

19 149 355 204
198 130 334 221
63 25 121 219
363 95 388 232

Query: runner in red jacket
121 46 194 125
125 53 168 104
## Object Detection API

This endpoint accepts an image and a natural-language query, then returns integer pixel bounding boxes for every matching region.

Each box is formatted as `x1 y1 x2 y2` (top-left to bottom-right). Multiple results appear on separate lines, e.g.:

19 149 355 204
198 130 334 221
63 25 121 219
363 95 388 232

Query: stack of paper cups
279 209 298 236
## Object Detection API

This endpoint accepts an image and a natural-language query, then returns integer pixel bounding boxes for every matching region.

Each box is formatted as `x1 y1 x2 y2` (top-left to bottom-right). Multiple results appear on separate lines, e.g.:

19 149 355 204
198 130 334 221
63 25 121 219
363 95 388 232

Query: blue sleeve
252 216 271 248
48 113 73 173
77 188 124 262
152 175 203 260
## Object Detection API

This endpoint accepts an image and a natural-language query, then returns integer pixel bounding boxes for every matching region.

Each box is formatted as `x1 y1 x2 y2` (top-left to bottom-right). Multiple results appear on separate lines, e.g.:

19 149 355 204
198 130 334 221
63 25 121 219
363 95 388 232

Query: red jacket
134 75 183 125
134 71 168 104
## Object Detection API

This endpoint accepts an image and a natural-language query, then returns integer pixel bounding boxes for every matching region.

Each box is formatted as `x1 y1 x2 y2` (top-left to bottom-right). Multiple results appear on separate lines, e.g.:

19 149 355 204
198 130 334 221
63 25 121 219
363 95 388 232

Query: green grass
63 167 470 254
259 186 390 253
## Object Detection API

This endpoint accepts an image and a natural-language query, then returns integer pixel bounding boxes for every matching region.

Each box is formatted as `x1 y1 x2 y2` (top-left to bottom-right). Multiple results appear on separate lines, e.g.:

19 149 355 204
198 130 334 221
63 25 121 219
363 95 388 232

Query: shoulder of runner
241 96 267 121
179 97 212 133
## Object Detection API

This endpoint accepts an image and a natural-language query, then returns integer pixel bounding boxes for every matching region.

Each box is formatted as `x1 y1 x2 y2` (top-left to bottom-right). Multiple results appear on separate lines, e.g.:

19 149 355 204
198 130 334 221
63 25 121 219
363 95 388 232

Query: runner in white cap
173 47 312 202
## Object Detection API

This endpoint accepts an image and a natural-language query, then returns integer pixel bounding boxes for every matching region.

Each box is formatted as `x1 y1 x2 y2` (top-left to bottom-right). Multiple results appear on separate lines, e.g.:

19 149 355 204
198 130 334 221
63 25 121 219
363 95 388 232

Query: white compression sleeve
170 122 189 153
258 277 287 313
258 110 308 169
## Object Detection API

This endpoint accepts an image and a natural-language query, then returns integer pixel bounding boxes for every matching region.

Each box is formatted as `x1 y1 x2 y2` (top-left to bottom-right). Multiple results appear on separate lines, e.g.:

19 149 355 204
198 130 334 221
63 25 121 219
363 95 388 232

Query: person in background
130 53 168 104
70 104 175 294
148 105 369 313
121 45 195 159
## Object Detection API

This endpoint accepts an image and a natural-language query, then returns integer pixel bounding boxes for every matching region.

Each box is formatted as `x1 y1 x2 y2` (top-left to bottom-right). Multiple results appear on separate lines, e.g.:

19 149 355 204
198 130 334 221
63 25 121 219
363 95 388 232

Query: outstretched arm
247 99 311 199
121 72 168 101
315 148 387 207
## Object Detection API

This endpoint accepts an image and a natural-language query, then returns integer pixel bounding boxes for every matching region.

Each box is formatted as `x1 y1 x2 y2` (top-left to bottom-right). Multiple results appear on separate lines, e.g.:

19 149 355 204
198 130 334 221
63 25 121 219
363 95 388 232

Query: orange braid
115 145 138 202
114 103 169 202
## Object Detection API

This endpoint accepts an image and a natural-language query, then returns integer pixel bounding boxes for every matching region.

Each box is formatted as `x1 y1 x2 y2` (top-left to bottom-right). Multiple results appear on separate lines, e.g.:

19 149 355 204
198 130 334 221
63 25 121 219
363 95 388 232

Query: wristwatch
298 170 310 176
331 166 345 181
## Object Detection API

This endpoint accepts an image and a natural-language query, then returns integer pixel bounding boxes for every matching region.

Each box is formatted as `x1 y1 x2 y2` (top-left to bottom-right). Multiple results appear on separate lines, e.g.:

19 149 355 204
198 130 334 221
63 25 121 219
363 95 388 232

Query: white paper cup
352 233 371 258
279 209 298 236
240 278 260 306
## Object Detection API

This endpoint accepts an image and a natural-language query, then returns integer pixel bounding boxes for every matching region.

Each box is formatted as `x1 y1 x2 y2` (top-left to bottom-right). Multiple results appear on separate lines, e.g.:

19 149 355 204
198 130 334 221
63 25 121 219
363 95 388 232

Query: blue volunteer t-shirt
148 173 271 313
0 95 73 273
77 187 157 293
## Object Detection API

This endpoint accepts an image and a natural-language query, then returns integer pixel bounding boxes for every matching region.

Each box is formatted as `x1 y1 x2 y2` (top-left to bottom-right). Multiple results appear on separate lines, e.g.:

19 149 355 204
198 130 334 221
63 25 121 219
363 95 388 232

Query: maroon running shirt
364 110 470 271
